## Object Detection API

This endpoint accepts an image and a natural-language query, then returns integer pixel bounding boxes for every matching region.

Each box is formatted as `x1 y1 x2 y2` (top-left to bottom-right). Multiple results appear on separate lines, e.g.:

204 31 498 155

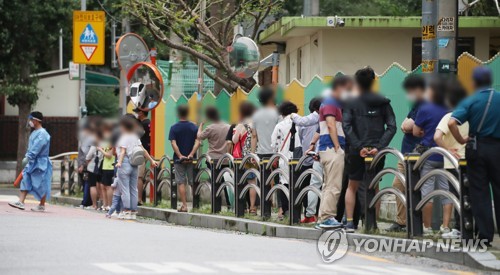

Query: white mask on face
322 87 332 99
28 121 35 128
406 94 416 102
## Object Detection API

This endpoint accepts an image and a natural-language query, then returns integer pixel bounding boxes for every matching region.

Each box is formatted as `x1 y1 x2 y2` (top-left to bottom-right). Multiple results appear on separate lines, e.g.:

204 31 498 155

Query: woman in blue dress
9 111 53 212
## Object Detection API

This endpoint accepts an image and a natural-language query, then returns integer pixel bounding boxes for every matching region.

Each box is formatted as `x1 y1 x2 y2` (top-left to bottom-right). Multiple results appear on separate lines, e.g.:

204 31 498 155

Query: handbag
466 89 494 159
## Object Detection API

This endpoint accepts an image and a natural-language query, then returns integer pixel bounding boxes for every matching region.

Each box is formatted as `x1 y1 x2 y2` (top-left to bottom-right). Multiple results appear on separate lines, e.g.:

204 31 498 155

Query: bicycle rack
235 154 261 217
409 147 463 238
212 154 235 213
152 155 170 206
364 148 407 232
292 156 322 224
193 164 212 210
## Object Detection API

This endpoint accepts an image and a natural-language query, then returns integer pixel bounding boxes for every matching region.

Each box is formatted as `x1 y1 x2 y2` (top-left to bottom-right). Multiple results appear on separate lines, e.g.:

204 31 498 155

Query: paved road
0 190 481 275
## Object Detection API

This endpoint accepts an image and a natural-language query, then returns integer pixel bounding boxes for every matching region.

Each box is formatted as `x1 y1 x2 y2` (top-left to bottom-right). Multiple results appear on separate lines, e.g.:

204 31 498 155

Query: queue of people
75 109 157 220
12 65 500 245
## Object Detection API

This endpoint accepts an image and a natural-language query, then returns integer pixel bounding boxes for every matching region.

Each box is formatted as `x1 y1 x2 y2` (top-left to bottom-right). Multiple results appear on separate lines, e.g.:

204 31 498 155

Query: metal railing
147 148 475 239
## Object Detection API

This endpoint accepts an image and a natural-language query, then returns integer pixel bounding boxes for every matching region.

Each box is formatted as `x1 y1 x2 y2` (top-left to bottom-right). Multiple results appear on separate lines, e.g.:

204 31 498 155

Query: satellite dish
229 37 260 79
116 33 150 72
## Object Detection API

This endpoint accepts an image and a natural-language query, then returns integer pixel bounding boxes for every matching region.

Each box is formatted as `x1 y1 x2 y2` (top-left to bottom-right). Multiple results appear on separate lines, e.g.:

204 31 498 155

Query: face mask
321 87 332 99
406 94 416 102
28 121 35 128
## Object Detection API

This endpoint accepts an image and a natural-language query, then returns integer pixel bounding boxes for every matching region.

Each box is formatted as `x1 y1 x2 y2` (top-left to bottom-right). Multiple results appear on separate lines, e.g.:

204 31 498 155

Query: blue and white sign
438 38 449 48
80 24 98 44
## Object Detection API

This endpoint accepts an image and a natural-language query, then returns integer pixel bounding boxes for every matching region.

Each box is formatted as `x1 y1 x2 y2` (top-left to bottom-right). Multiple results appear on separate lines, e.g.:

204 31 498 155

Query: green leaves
0 83 39 106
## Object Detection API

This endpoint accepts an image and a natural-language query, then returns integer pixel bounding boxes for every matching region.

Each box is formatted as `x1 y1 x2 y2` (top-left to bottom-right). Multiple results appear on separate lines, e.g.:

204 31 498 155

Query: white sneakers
8 201 25 210
442 228 461 239
31 205 45 212
8 201 46 212
423 226 434 236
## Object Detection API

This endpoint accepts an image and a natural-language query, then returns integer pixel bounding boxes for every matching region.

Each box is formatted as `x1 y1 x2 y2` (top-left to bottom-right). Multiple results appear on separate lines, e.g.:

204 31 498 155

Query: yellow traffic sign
73 11 105 65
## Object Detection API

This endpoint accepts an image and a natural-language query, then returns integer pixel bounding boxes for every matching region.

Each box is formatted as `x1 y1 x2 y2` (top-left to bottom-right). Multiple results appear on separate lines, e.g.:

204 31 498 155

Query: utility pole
59 29 63 70
79 0 87 118
436 0 458 75
197 0 206 97
119 17 131 115
421 0 437 75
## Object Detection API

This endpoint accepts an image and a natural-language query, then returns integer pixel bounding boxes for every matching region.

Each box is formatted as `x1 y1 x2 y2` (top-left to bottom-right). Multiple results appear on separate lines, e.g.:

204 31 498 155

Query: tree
127 0 282 93
0 0 76 174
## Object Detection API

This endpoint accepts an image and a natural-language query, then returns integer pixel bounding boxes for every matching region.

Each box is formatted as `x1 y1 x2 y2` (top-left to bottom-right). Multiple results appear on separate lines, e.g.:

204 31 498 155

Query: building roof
259 16 500 43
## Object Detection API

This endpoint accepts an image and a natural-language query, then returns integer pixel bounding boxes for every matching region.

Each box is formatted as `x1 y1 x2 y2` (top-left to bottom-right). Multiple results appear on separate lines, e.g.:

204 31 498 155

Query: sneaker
111 212 120 218
123 211 132 220
31 205 45 212
423 226 434 236
8 201 25 210
318 217 343 229
105 213 112 219
442 228 461 239
387 223 406 232
440 225 451 234
345 221 355 233
300 216 317 224
117 212 126 219
131 212 137 220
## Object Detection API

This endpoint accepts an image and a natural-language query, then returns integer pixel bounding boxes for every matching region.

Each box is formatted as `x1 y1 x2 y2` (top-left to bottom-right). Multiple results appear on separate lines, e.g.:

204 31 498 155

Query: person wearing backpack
86 129 104 210
115 116 157 220
231 101 257 214
271 101 301 220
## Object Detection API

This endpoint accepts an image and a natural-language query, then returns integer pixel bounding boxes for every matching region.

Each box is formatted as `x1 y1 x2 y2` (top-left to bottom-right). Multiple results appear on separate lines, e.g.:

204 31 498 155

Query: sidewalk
52 193 500 271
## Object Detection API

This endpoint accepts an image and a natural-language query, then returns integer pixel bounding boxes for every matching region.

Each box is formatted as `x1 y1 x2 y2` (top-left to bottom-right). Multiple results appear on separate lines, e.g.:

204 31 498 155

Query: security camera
326 16 345 28
336 17 345 27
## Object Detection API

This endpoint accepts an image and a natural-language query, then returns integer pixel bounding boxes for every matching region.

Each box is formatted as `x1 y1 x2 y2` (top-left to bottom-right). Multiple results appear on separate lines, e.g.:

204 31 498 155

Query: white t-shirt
436 112 469 169
116 133 141 159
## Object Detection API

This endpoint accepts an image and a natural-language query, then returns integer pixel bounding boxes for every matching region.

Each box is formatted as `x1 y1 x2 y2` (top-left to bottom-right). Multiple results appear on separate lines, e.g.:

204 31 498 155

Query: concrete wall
5 71 79 117
278 28 491 85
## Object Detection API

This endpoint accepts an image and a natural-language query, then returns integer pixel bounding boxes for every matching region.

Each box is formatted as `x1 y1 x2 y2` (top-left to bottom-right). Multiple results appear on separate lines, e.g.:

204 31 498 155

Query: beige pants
392 161 406 225
318 148 345 221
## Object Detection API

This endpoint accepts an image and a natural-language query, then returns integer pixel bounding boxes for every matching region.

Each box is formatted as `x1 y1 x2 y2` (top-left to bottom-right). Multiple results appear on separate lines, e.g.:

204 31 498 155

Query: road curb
52 194 500 271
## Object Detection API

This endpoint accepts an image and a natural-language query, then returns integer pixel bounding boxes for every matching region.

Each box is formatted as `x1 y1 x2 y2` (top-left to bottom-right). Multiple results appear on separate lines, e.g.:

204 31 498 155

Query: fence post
261 159 272 220
170 160 177 209
406 153 423 237
459 161 474 240
211 161 222 213
290 159 300 224
364 157 377 232
153 166 159 206
235 160 246 217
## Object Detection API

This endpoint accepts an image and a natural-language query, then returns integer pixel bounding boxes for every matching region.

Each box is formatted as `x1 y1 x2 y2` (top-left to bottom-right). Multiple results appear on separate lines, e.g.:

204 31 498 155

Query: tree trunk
16 102 31 175
213 69 225 95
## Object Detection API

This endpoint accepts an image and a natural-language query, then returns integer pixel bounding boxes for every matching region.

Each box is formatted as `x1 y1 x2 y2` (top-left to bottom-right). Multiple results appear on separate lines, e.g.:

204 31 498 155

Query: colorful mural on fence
150 52 500 186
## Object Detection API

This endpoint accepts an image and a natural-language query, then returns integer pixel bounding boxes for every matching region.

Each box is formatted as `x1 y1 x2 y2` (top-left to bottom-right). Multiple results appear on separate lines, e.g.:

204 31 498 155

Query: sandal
249 207 257 215
178 206 188 212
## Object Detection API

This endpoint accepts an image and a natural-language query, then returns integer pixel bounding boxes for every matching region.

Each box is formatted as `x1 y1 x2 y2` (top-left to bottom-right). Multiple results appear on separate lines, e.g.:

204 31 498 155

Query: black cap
29 111 43 121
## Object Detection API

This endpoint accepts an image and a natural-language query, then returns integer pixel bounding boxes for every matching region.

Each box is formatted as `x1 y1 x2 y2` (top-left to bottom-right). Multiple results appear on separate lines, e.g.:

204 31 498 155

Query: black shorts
87 172 101 187
348 153 385 181
101 170 114 186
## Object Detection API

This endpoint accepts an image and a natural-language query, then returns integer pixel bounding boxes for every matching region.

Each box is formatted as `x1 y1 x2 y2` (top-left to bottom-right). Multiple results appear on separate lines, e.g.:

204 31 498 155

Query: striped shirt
318 97 345 151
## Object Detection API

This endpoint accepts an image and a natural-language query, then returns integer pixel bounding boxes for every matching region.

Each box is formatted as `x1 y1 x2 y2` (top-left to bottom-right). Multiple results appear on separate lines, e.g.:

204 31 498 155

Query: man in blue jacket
9 111 53 212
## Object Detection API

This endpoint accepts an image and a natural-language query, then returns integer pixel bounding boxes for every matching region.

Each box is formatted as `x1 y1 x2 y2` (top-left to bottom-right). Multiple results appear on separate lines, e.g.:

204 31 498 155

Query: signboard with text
437 17 455 32
73 11 105 65
422 25 436 40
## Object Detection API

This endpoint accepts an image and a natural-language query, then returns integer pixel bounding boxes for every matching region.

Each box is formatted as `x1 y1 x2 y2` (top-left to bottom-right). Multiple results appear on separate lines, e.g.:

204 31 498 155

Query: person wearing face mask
9 111 53 212
387 74 426 232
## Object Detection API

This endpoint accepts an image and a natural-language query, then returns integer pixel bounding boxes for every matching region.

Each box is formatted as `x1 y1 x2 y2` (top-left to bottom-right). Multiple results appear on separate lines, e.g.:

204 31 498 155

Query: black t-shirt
140 119 151 152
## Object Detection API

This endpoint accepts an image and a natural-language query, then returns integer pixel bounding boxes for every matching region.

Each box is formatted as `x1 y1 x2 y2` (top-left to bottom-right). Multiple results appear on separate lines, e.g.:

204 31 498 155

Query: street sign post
73 11 105 65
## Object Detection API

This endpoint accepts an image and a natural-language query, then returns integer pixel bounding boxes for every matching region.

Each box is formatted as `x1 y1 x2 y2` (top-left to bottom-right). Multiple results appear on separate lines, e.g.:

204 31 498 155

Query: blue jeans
80 173 92 206
108 194 122 215
117 158 139 211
